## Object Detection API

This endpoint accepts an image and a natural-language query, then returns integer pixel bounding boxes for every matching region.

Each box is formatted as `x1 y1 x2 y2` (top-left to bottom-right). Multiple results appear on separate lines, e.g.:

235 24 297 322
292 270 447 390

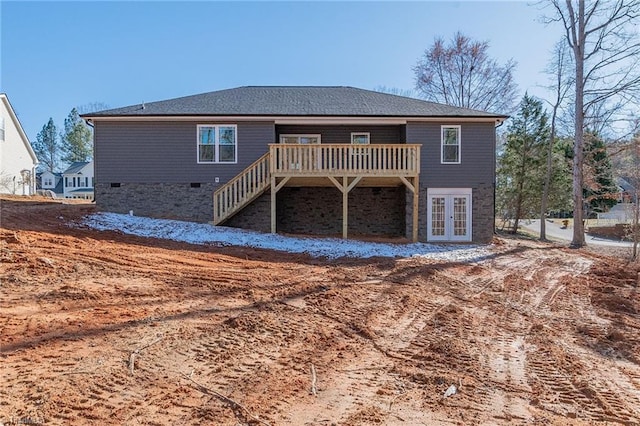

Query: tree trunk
571 0 586 248
541 109 558 241
633 191 639 260
513 134 528 234
513 191 523 234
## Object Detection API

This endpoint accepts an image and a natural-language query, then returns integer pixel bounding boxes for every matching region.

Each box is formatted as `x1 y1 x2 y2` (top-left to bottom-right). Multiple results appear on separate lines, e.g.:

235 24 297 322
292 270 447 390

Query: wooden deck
214 143 421 241
269 143 420 177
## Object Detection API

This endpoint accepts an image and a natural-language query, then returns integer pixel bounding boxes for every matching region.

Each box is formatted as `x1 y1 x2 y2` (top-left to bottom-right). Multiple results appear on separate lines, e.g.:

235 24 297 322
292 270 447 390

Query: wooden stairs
213 152 270 225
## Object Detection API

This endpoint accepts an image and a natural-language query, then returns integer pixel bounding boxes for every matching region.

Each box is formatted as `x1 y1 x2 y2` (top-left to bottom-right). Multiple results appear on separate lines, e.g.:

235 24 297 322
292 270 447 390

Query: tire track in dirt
451 245 598 424
3 198 640 425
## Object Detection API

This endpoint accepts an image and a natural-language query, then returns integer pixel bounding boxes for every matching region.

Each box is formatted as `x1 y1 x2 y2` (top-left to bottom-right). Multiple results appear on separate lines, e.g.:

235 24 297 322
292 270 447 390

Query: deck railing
213 152 270 224
214 144 420 225
269 143 420 176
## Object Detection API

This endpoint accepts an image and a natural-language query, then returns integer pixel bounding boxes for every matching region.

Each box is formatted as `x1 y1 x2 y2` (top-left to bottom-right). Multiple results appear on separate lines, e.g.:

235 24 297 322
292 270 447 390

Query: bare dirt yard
1 196 639 426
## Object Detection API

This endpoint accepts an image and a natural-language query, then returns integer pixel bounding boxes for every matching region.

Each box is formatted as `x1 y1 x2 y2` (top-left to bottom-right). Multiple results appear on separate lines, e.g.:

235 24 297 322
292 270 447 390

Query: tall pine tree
583 132 617 216
61 108 92 163
497 94 550 233
33 118 61 172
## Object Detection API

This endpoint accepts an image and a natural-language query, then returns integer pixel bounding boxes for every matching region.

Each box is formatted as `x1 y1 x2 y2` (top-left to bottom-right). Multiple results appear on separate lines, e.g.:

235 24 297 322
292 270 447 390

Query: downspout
85 119 96 202
31 161 39 195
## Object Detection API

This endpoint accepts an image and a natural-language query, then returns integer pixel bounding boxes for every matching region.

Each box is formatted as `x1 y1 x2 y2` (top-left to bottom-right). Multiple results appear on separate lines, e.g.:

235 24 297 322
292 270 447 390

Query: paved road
520 219 634 247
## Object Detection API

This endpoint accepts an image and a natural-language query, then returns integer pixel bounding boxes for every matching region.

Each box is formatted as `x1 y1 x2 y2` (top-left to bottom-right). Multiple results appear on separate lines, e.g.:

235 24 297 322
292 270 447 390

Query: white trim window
441 125 461 164
197 124 237 164
351 132 370 145
279 134 321 144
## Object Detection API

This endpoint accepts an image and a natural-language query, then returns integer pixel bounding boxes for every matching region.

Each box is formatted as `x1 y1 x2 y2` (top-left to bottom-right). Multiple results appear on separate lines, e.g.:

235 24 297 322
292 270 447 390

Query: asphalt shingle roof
63 161 90 175
82 86 507 119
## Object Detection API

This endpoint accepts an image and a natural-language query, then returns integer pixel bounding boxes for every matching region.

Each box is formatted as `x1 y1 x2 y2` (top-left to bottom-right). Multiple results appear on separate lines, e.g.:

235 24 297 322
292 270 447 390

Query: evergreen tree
33 118 60 172
497 94 550 233
583 132 617 216
61 108 92 163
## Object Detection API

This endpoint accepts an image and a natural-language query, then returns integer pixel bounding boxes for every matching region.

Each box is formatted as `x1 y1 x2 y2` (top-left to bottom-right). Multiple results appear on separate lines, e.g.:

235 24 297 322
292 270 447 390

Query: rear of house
83 86 506 243
62 161 94 200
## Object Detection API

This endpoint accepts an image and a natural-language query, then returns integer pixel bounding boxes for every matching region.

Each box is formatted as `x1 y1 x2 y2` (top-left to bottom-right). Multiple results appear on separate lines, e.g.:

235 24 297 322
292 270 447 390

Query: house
82 86 507 243
38 170 64 196
617 177 638 204
62 161 94 200
0 93 38 195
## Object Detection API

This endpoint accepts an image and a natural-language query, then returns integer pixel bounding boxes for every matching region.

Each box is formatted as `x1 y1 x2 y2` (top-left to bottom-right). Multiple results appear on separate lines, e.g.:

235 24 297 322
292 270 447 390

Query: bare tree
373 86 416 98
540 41 573 241
618 136 640 260
630 140 640 260
77 102 110 115
546 0 640 248
413 32 518 114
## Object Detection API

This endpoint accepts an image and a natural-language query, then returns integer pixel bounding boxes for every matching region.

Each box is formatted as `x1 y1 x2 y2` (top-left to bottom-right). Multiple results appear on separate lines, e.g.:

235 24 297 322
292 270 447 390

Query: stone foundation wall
224 193 271 233
95 182 216 222
588 223 635 241
472 183 495 243
96 181 494 243
229 186 406 237
405 183 495 243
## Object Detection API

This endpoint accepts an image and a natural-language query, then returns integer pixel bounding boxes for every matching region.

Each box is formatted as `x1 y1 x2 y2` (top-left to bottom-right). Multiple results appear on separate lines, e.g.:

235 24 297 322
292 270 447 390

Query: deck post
270 176 276 234
412 175 420 243
342 176 348 239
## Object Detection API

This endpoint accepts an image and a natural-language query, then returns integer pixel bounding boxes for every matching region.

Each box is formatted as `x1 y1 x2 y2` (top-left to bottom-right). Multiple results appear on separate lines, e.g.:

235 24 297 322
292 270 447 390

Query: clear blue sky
1 1 563 142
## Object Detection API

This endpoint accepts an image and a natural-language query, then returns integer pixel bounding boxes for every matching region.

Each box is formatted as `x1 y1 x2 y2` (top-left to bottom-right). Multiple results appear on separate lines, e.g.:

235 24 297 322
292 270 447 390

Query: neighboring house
0 93 38 195
597 203 635 223
39 170 64 196
617 177 638 204
62 161 94 200
82 86 506 243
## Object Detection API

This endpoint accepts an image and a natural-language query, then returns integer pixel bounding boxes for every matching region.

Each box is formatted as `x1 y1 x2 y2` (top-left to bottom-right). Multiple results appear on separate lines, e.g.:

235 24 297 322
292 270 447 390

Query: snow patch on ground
83 212 493 261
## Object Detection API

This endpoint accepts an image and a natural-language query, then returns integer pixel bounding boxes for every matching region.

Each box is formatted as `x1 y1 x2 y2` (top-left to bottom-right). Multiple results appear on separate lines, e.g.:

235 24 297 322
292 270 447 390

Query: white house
0 93 38 195
40 170 63 196
62 161 94 199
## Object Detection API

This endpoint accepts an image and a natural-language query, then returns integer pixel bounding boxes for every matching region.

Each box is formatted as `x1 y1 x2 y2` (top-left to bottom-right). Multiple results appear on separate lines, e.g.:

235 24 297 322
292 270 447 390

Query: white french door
427 188 472 242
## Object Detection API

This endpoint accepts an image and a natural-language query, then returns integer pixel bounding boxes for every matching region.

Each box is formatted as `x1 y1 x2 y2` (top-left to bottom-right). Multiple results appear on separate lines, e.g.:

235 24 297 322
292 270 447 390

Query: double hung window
441 125 461 164
198 125 237 163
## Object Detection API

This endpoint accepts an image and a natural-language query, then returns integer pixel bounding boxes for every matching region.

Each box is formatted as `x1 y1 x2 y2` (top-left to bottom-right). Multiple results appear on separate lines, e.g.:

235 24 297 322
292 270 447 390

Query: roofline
1 94 39 165
83 114 508 125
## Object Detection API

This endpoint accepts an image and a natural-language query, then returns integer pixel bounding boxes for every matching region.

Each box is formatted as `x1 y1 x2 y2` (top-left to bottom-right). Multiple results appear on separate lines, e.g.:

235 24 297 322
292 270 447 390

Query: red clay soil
1 195 639 425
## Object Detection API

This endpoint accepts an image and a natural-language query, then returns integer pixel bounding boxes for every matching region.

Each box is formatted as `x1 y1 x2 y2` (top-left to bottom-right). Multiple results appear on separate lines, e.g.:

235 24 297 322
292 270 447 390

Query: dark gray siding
94 121 275 184
406 121 496 243
406 122 495 186
276 125 405 144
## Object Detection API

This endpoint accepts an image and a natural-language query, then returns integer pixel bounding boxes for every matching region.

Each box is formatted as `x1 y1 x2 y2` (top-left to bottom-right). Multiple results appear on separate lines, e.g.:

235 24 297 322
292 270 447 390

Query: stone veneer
471 183 496 243
95 182 217 223
96 182 494 243
405 183 495 243
228 187 406 237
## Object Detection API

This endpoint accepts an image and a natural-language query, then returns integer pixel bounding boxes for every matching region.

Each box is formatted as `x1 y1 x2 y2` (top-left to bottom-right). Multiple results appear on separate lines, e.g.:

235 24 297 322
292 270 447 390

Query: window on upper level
197 125 237 164
279 134 321 144
441 125 461 164
351 132 370 145
0 116 5 141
